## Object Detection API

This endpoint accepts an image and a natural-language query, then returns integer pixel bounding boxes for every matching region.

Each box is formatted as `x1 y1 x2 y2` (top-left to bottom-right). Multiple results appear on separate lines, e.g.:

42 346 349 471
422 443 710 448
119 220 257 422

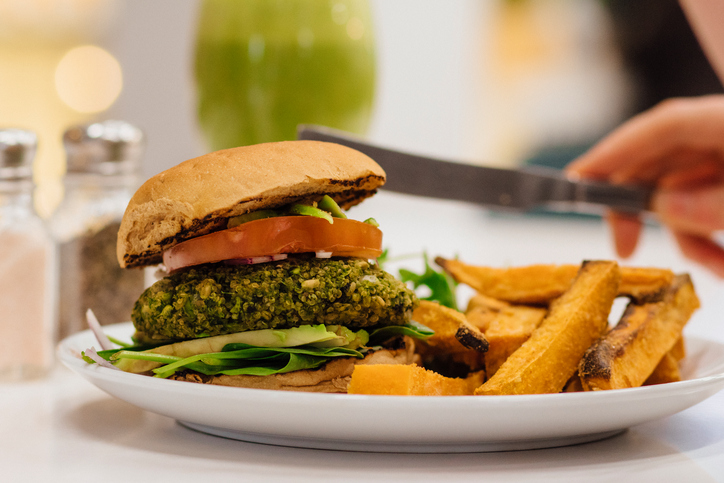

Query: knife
297 125 651 214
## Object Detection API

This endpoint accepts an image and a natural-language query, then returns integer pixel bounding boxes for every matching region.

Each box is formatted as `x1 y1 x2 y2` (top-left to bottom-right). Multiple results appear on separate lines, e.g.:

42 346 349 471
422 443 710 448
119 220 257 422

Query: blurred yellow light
54 45 122 113
346 17 365 41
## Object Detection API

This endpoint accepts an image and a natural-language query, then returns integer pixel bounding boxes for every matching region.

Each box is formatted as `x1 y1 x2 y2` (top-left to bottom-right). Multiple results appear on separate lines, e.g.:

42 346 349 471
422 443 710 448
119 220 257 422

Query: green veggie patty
132 258 418 343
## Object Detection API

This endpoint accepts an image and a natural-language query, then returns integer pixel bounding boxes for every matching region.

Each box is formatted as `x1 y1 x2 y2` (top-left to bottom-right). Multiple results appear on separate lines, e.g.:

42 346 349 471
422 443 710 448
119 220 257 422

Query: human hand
567 95 724 277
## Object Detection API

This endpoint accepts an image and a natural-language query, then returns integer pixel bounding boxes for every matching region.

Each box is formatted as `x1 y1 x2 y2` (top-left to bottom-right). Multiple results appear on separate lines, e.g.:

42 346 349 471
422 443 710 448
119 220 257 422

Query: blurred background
3 0 721 217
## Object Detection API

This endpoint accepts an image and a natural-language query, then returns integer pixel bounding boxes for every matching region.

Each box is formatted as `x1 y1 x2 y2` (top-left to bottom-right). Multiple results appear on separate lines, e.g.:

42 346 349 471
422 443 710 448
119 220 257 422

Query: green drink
195 0 376 150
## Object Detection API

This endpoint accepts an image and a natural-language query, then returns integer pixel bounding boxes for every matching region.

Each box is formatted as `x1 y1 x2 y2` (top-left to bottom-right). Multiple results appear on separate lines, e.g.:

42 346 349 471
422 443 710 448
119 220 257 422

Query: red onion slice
225 252 329 265
86 309 113 350
83 347 120 370
225 255 275 266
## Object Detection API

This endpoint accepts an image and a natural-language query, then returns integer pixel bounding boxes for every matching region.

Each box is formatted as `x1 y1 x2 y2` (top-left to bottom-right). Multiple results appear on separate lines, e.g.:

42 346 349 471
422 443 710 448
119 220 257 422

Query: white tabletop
4 192 724 482
3 366 724 483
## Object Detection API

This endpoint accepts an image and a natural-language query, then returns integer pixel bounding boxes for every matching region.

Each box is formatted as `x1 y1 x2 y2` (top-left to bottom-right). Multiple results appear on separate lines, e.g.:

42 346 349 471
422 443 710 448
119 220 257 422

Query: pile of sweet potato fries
348 259 699 396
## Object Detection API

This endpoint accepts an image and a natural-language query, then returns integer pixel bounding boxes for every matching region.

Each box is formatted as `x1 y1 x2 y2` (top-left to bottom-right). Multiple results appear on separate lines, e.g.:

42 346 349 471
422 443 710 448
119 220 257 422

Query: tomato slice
163 216 383 272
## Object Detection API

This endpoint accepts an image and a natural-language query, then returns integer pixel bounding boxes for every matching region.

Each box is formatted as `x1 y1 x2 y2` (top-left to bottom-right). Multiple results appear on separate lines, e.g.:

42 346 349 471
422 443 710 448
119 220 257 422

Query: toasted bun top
117 140 385 268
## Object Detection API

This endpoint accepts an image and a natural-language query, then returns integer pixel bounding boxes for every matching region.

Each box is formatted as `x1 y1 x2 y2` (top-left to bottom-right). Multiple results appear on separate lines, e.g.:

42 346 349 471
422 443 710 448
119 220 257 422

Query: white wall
105 0 203 179
367 0 494 164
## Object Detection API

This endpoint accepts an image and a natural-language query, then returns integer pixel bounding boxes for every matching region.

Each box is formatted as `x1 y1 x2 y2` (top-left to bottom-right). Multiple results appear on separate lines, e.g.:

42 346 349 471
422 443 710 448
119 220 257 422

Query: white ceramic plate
59 323 724 453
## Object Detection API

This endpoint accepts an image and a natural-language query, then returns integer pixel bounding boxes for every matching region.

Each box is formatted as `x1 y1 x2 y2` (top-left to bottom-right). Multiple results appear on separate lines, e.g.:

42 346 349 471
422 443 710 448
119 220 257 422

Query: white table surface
3 192 724 482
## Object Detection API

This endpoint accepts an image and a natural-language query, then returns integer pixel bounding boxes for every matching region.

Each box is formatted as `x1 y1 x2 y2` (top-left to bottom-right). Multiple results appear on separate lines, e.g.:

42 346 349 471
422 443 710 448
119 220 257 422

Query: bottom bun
169 338 420 393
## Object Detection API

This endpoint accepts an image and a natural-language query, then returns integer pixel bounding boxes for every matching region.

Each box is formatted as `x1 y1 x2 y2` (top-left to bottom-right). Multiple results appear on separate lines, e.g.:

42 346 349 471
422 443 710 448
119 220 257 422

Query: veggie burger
89 140 428 392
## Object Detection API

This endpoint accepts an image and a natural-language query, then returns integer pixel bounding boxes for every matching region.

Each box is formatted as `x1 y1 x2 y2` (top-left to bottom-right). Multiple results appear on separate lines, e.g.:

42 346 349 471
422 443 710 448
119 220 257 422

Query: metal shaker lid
63 120 144 175
0 129 37 180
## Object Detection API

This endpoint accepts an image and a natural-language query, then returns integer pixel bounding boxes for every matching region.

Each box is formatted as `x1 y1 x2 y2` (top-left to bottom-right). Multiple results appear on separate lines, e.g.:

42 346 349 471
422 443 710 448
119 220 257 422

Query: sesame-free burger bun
117 140 386 269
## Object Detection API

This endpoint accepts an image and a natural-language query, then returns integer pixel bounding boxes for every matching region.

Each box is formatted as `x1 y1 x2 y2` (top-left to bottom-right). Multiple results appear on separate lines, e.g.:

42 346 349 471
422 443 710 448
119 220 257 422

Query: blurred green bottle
195 0 376 150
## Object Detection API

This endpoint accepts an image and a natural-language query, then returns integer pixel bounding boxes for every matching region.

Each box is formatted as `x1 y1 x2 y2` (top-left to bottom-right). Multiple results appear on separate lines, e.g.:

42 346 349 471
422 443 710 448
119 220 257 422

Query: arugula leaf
398 252 458 310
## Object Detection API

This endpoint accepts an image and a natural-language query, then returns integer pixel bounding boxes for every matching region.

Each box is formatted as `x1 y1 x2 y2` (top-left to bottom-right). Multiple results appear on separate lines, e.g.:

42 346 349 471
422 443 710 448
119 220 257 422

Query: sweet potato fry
466 293 510 312
464 294 510 332
413 300 487 376
562 374 584 393
465 306 496 332
575 335 685 388
484 305 547 377
475 260 620 395
436 258 673 304
579 274 699 391
618 267 677 302
669 336 686 361
413 300 488 354
348 364 485 395
645 336 686 387
643 352 681 386
440 260 578 304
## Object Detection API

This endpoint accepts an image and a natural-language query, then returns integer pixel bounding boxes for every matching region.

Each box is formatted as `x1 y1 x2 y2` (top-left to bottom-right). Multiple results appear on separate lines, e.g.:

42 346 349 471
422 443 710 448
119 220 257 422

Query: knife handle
573 179 653 214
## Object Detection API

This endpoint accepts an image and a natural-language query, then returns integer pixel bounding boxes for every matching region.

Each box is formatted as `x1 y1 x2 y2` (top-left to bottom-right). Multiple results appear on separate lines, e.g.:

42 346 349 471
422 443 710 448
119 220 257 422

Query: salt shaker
0 129 57 381
49 120 145 340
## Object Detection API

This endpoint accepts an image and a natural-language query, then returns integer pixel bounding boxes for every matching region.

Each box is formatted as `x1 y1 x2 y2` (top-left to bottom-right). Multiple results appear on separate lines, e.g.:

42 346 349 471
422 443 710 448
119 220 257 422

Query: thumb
652 184 724 236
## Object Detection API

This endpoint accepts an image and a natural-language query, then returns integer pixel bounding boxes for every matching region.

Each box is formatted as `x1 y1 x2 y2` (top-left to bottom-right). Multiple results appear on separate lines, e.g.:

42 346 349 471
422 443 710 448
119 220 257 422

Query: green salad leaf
368 321 434 346
398 252 458 310
113 344 365 379
83 321 436 377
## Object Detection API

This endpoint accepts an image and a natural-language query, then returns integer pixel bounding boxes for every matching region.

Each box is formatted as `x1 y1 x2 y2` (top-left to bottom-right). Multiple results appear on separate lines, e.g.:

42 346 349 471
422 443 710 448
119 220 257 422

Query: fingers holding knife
566 95 724 277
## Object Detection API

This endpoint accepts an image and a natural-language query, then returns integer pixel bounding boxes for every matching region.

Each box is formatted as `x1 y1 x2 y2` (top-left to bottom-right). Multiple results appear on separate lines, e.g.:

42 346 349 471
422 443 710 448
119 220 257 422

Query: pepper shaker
49 120 145 340
0 129 57 380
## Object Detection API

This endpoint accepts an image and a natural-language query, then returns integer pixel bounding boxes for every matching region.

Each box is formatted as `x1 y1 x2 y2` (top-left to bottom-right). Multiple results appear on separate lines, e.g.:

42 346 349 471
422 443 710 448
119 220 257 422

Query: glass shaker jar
49 120 145 340
0 129 57 381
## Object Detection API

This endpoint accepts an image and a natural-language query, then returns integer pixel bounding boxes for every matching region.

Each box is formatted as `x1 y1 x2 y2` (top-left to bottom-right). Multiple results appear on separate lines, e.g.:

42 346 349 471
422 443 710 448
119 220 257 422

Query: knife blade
297 125 651 214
